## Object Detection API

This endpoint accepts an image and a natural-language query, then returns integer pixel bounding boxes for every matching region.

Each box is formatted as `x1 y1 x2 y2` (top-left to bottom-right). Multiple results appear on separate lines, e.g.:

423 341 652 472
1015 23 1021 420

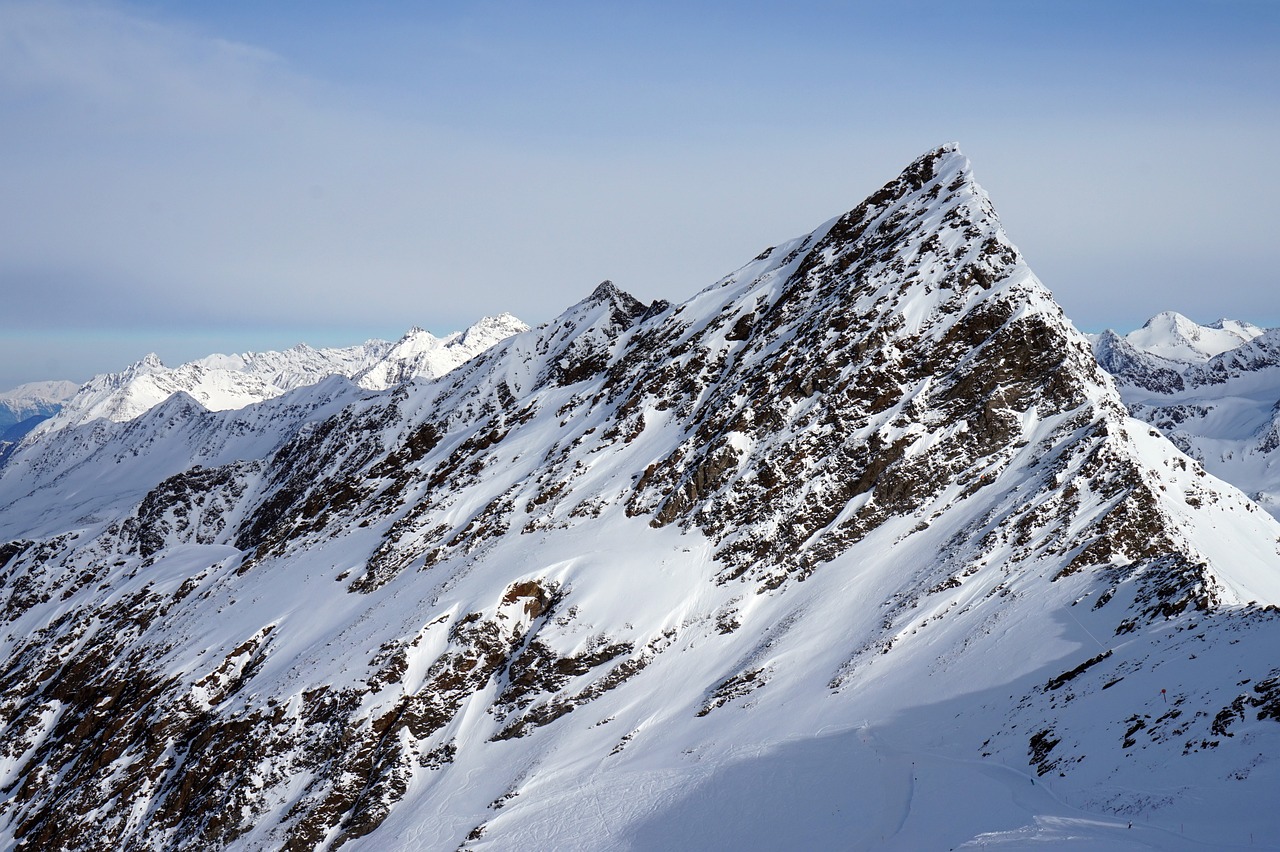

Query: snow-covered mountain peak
25 316 527 437
1123 310 1264 363
446 313 528 351
569 279 649 320
531 280 652 347
1090 310 1280 521
1208 316 1265 338
586 278 633 305
130 352 166 373
0 380 80 407
353 314 531 391
4 145 1280 850
1091 328 1186 394
386 327 441 353
729 142 1050 352
0 381 80 454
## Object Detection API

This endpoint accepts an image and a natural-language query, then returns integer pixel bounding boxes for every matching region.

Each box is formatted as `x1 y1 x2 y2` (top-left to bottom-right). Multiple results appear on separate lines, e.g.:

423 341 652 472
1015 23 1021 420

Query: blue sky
1 0 1277 389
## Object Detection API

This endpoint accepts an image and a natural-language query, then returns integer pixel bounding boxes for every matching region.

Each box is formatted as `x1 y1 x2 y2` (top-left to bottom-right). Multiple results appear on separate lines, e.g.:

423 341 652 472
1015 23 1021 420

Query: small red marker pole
1161 689 1166 703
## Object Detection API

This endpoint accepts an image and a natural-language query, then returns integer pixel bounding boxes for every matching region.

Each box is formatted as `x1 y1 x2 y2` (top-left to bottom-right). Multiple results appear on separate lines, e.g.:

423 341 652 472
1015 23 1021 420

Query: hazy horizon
2 0 1277 390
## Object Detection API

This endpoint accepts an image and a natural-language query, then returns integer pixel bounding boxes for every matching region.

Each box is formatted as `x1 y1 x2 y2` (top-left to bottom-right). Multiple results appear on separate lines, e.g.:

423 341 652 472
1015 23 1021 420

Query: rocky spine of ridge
2 146 1280 849
1092 329 1187 393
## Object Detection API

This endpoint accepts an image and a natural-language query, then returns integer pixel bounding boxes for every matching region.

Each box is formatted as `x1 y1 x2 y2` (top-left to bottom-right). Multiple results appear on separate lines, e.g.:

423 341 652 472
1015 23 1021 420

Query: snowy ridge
0 380 79 425
34 314 529 434
353 313 528 391
2 145 1280 850
0 381 80 466
0 376 376 542
1094 315 1280 520
1123 311 1264 364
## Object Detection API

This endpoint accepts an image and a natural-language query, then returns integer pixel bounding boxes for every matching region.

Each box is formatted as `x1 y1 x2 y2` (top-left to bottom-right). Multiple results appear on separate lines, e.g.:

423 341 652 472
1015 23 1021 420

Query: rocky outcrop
3 145 1280 849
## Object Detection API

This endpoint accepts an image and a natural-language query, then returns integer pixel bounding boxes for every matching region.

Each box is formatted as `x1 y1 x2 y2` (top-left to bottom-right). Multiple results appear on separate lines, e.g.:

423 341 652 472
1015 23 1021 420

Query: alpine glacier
2 145 1279 851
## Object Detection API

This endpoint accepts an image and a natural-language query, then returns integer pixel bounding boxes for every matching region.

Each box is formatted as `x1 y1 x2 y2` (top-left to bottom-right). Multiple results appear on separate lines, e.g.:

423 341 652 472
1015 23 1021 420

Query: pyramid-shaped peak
471 312 527 331
1125 311 1263 363
589 279 628 302
1135 311 1204 344
792 144 994 263
890 141 973 191
766 140 1023 326
452 313 529 349
118 353 166 379
578 279 647 320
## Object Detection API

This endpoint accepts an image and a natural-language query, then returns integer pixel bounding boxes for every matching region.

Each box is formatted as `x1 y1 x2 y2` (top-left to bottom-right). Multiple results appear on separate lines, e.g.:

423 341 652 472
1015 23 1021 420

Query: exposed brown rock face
2 145 1277 849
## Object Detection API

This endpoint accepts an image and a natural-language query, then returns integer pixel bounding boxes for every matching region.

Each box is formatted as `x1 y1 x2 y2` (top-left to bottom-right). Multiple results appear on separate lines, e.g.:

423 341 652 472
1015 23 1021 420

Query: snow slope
0 381 80 467
0 381 79 429
1123 312 1264 364
2 145 1280 851
1093 316 1280 519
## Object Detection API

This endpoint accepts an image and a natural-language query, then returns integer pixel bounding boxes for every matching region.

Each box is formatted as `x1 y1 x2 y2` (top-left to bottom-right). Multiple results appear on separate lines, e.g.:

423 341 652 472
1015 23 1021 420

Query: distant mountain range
35 314 529 431
1092 312 1280 518
0 380 79 432
1 145 1278 850
0 318 528 468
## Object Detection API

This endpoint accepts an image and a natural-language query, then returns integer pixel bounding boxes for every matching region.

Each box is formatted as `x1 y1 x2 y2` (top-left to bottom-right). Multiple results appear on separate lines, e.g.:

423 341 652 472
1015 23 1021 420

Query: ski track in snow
852 724 1277 851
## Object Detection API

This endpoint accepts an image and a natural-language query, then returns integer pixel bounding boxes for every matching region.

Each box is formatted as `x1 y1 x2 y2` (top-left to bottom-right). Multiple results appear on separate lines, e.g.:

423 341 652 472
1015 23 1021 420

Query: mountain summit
2 146 1279 850
1123 311 1263 363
